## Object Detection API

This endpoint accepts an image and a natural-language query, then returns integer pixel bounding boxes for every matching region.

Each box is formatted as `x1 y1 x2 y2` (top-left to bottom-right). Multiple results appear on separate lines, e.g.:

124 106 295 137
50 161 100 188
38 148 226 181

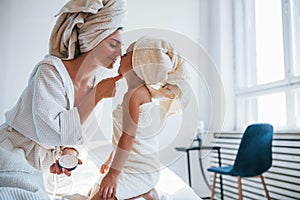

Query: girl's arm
109 89 142 174
97 89 143 199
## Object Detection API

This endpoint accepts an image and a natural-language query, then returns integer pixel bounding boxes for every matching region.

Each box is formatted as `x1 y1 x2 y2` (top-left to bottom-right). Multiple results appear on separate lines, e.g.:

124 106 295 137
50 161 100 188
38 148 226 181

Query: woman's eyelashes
109 42 118 48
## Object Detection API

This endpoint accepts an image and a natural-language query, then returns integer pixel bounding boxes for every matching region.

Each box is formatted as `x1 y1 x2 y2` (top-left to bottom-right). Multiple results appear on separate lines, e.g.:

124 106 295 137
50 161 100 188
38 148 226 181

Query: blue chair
207 123 273 200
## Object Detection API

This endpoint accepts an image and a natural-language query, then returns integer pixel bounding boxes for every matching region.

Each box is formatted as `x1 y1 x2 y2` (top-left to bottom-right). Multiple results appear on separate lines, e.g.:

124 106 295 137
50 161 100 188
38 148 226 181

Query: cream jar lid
58 154 78 171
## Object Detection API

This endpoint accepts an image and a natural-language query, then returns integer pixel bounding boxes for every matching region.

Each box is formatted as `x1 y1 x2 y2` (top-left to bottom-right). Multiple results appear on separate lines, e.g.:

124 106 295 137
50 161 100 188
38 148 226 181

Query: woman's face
93 29 122 69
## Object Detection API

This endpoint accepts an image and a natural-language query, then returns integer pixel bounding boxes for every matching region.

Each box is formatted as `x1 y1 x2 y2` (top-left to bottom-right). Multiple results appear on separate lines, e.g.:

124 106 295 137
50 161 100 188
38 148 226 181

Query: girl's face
92 29 122 69
118 42 135 76
118 50 133 76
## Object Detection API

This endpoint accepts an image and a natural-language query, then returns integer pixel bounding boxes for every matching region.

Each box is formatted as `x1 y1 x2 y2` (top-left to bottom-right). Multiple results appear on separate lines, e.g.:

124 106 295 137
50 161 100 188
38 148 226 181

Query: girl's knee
141 188 159 200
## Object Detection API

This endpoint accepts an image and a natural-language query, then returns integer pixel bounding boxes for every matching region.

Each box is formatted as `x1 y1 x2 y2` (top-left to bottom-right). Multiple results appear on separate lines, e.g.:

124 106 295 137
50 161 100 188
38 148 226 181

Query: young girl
90 36 190 200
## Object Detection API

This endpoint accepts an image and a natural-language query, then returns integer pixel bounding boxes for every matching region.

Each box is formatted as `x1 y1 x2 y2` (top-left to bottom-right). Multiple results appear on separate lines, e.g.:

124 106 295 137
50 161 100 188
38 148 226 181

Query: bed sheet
49 159 202 200
156 166 202 200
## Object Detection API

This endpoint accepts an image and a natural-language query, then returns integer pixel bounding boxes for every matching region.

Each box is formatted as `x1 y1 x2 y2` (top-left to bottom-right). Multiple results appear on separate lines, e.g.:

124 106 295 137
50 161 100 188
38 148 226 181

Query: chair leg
237 176 243 200
260 175 270 200
211 173 217 200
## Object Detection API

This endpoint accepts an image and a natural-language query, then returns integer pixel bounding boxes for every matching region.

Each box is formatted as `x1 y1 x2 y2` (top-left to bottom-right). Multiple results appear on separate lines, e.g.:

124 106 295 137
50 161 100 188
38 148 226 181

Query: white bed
47 100 202 200
48 159 202 200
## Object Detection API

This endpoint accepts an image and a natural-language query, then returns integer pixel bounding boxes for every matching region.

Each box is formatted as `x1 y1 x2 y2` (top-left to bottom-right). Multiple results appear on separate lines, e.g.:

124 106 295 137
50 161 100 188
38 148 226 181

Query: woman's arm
32 65 121 146
77 75 122 124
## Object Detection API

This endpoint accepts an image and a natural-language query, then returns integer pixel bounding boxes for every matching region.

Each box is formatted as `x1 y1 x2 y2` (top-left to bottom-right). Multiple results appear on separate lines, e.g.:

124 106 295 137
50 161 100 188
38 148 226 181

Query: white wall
0 0 68 122
0 0 234 198
126 0 200 40
199 0 235 131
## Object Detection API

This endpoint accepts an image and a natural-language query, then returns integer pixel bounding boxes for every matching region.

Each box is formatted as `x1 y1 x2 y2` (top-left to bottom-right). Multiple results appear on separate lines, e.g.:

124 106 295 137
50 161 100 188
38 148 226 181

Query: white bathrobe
0 55 83 200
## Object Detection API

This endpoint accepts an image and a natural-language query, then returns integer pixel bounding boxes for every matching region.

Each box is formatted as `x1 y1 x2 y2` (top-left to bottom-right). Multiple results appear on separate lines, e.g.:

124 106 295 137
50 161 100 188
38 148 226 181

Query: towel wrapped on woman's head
49 0 127 60
131 36 191 116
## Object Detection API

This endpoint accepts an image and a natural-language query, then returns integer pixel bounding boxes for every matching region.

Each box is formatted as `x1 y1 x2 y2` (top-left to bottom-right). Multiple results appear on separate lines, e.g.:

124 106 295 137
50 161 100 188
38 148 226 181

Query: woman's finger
112 89 116 96
62 168 71 176
49 163 55 173
54 160 62 174
112 74 122 82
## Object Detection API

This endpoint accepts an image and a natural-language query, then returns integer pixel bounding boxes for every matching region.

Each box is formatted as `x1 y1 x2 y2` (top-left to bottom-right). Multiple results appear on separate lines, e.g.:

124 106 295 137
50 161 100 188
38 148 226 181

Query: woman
89 36 191 200
0 0 126 199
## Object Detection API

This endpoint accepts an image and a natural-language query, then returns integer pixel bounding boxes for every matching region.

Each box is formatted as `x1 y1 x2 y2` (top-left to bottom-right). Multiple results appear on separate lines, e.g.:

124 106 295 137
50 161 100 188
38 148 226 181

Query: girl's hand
100 152 113 174
97 170 119 199
100 163 110 174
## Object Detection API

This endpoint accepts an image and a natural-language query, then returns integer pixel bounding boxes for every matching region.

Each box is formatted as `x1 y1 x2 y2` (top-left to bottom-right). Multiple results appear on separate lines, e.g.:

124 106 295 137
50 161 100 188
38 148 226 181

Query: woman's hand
49 159 82 176
49 147 82 176
95 75 122 104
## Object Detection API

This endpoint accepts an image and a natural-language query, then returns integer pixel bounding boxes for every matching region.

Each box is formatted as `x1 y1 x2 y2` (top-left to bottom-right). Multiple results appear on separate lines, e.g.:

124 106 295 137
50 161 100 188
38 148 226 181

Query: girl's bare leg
89 187 117 200
127 188 159 200
142 188 159 200
90 190 117 200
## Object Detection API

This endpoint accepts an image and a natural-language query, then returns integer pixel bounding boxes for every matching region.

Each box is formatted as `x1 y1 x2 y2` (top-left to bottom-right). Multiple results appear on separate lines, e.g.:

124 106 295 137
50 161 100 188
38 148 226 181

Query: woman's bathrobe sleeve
32 64 83 146
5 56 83 147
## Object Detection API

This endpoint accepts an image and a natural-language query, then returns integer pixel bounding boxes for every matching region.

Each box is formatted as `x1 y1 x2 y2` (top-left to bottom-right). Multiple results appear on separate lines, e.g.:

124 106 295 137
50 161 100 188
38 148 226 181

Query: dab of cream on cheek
58 154 78 171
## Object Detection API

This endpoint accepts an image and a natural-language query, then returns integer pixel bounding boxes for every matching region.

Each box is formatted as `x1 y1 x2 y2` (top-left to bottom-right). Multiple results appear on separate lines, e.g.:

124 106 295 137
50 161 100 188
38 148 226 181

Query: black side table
175 140 224 200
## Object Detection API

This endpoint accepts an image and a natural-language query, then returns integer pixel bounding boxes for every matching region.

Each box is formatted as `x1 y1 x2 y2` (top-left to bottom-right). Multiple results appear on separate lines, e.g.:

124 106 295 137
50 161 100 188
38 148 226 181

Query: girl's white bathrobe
112 102 162 199
0 55 83 200
90 102 165 199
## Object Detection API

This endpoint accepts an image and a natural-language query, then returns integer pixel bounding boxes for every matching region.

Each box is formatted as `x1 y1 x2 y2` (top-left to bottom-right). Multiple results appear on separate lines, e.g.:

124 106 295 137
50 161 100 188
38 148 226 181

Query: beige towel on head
49 0 127 60
132 36 191 116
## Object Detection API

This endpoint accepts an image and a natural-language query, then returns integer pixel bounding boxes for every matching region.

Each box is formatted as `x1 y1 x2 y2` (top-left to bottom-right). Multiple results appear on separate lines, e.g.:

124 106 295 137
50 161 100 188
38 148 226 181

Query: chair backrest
231 123 273 177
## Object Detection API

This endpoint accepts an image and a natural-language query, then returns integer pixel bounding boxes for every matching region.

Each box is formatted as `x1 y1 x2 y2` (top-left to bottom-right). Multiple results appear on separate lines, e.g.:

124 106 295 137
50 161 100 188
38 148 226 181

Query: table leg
217 148 224 200
187 150 192 187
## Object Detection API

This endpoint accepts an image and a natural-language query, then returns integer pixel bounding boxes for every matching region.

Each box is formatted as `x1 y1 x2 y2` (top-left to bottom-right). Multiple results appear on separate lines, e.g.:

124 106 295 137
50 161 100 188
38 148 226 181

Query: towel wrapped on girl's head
131 36 191 116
